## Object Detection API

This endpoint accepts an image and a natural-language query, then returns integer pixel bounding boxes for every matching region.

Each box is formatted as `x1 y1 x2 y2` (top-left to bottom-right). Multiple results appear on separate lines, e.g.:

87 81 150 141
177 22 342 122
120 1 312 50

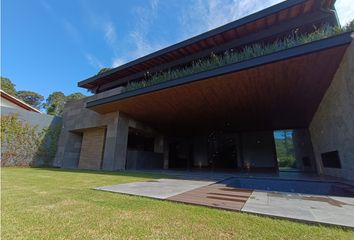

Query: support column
154 135 169 169
101 112 129 171
163 139 169 169
154 135 164 153
113 113 129 170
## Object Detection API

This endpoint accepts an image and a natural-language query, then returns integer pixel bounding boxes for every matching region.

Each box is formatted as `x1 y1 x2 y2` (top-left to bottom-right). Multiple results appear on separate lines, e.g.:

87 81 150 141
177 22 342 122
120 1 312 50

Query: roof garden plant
124 20 354 93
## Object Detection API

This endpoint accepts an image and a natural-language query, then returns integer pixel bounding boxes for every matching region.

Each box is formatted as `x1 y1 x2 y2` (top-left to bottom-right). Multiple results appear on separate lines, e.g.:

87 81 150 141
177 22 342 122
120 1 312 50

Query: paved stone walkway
96 178 215 199
96 176 354 228
242 191 354 228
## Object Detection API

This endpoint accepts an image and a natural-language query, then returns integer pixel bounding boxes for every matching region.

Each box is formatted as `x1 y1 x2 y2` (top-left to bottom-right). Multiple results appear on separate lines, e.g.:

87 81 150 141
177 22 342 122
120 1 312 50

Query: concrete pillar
163 140 169 169
101 114 119 170
154 135 164 153
101 112 129 171
61 132 83 168
154 135 169 169
113 113 129 170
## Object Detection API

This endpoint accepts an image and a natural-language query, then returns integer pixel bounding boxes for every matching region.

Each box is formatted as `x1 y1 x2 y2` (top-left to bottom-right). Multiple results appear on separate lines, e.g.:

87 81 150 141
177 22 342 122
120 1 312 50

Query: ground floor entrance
166 130 277 172
125 126 317 173
168 133 241 171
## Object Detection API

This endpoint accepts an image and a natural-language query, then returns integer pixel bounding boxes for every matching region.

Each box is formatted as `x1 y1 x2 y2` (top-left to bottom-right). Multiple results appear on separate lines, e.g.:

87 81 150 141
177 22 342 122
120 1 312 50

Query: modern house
54 0 354 181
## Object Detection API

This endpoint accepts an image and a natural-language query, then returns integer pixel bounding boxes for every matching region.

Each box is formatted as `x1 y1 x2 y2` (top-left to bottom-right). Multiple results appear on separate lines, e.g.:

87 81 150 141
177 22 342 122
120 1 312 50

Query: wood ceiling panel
90 45 347 134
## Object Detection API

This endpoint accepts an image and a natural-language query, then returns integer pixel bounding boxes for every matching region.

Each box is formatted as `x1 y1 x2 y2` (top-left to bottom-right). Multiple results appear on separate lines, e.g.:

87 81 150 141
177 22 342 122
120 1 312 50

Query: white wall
0 97 26 111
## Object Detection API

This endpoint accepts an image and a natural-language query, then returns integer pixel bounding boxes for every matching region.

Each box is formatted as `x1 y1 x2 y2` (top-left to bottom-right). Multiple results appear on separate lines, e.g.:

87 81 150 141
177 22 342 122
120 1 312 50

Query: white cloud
126 0 165 59
180 0 283 38
150 0 160 11
111 57 126 68
61 19 82 44
335 0 354 26
103 21 117 46
129 31 164 59
85 53 104 69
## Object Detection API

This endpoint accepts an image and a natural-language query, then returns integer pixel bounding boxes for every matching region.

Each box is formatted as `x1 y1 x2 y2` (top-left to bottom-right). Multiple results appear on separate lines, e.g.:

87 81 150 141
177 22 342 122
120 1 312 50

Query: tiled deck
168 183 252 211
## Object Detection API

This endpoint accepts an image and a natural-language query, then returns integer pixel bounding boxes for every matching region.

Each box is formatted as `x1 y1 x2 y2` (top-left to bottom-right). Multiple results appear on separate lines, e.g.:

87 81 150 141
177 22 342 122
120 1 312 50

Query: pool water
222 177 354 197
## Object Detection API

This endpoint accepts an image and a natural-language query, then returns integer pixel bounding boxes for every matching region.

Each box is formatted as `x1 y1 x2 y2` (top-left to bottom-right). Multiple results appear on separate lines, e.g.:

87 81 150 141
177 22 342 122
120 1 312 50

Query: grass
124 21 354 93
2 167 354 240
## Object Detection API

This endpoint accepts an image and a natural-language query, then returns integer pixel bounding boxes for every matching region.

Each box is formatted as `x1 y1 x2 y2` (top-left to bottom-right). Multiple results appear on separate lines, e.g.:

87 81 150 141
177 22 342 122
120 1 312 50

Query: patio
96 170 354 228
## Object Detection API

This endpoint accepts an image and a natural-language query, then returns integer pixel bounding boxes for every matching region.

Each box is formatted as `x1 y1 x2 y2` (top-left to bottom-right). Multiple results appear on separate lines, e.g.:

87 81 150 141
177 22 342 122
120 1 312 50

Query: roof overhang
78 0 339 92
0 90 41 113
86 33 352 134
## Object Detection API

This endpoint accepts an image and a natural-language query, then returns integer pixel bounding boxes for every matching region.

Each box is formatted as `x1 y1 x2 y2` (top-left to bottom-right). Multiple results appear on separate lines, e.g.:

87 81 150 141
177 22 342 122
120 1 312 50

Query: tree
1 77 17 96
44 91 66 116
16 91 44 110
43 92 86 116
66 92 86 103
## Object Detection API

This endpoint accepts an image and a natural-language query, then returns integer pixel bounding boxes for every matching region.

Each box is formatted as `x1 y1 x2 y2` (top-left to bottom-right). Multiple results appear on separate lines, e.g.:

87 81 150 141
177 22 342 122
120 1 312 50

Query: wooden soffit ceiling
87 34 352 133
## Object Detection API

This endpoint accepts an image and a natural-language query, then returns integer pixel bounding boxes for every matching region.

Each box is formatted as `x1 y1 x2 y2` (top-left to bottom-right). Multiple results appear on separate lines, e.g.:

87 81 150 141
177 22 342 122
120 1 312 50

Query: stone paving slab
242 190 354 228
96 177 354 228
96 178 215 199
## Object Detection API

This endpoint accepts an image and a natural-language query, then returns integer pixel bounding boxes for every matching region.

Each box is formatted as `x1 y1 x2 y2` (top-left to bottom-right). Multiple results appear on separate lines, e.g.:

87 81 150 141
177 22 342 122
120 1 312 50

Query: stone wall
309 42 354 181
1 106 61 129
54 87 125 170
78 127 106 170
1 106 62 166
55 86 164 171
293 129 316 172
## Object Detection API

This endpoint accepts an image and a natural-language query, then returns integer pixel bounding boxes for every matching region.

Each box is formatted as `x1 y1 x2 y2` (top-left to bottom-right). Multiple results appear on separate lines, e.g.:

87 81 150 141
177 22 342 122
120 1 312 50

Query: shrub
124 21 354 92
1 114 61 167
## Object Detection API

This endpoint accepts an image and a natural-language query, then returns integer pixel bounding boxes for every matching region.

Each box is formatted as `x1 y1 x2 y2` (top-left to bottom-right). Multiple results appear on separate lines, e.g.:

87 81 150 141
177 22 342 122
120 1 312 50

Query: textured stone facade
54 87 164 171
54 87 126 170
78 127 106 170
309 42 354 181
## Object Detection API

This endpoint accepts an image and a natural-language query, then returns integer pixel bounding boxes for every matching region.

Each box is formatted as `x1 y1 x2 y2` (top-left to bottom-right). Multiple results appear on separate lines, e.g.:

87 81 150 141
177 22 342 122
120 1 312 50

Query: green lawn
2 168 354 240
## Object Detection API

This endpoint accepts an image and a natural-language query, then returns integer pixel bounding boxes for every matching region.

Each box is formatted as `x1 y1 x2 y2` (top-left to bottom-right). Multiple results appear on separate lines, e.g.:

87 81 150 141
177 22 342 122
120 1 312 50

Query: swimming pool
222 177 354 197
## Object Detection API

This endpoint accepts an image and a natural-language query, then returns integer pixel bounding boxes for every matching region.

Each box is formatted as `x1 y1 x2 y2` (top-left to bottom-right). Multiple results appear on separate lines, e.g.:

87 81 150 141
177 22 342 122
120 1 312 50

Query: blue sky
2 0 353 100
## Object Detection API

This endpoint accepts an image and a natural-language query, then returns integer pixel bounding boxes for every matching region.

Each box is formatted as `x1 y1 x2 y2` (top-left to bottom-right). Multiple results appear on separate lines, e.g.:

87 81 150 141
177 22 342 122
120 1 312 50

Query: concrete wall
78 127 106 170
54 87 126 170
309 42 354 181
293 129 316 172
1 106 62 166
1 97 27 110
1 106 61 129
55 86 163 171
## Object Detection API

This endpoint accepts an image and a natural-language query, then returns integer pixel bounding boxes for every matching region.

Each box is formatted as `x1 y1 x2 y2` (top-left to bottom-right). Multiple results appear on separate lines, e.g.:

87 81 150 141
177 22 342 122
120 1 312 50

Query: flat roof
78 0 338 91
86 33 352 134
